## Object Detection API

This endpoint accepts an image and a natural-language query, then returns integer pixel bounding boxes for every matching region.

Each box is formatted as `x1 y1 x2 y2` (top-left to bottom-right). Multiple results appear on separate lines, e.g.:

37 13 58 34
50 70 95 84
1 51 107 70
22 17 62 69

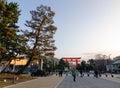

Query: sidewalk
4 74 65 88
101 74 120 83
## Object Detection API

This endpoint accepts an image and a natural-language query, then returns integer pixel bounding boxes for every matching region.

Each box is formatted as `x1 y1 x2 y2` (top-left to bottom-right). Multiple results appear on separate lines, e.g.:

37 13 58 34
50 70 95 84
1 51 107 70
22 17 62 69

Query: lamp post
12 59 16 83
109 54 114 77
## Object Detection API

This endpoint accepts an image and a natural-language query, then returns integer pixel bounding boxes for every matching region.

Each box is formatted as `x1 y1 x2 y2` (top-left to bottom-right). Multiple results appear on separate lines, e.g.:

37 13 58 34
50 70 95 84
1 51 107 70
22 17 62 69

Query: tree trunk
1 59 12 73
40 58 43 70
16 56 33 75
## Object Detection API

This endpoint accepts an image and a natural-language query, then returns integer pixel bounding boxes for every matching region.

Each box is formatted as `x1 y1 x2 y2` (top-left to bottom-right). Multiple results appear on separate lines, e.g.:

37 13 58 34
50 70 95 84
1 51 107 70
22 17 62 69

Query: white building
112 56 120 73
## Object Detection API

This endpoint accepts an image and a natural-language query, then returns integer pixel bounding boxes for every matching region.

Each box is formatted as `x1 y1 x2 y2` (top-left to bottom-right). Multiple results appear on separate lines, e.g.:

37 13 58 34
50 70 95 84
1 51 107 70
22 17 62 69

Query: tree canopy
0 0 20 62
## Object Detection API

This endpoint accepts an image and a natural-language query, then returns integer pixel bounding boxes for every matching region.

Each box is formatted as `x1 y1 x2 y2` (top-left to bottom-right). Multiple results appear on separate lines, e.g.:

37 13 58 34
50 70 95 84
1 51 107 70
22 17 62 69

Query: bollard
105 74 108 77
111 74 114 77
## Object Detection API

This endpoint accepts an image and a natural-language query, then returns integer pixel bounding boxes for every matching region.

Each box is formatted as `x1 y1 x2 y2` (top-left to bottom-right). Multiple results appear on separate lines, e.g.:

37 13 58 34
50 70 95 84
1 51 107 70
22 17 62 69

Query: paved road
57 76 120 88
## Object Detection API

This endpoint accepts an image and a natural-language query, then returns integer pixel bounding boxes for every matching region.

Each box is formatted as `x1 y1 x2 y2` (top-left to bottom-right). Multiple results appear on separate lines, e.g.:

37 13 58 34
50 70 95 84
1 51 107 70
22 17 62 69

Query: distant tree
87 59 95 70
94 54 108 60
57 59 67 70
78 60 86 72
43 58 54 72
94 54 112 72
17 5 57 74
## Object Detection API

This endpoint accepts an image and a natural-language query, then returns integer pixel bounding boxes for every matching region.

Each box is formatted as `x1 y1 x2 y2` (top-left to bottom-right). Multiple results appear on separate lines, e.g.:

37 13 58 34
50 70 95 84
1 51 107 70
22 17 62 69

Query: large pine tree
0 0 21 73
0 0 20 62
17 5 57 74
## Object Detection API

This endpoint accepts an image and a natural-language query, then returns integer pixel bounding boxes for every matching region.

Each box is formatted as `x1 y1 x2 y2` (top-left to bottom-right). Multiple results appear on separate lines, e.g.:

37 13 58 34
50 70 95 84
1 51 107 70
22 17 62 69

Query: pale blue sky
8 0 120 60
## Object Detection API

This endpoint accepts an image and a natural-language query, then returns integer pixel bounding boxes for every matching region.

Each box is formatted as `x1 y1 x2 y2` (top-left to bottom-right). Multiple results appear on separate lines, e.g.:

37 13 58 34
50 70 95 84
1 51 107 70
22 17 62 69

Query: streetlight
109 54 114 77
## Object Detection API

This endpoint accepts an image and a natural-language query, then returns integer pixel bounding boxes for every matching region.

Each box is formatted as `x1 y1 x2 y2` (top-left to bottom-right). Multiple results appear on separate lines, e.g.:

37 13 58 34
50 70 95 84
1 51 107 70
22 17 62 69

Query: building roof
10 58 27 65
113 60 120 64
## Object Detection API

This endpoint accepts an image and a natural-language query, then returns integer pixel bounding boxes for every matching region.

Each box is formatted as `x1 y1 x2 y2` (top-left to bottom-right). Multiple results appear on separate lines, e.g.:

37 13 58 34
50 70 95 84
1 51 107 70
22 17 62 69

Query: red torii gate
62 57 81 68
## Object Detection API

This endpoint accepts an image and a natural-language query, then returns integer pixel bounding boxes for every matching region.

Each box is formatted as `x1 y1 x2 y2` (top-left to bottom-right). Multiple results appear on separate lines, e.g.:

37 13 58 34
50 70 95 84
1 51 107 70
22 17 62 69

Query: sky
8 0 120 60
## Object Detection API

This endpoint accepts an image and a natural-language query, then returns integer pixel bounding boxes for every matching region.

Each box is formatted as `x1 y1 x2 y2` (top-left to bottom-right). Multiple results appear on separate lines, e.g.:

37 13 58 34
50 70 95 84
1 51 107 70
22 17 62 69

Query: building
112 56 120 73
10 58 28 66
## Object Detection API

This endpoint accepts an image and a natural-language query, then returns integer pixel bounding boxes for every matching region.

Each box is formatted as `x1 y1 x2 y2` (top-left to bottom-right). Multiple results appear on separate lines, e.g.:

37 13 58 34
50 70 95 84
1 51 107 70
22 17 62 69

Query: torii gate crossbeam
62 57 81 68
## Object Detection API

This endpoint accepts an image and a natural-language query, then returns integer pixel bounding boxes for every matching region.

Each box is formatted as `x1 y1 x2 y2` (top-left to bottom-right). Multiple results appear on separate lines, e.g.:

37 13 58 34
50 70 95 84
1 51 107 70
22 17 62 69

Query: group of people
57 69 103 82
71 69 101 82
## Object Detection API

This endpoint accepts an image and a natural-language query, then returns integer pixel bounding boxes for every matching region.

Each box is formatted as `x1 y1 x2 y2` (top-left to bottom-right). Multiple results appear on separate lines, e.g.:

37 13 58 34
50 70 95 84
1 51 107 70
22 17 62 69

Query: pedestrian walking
72 69 77 82
80 70 83 77
94 69 98 78
59 70 63 77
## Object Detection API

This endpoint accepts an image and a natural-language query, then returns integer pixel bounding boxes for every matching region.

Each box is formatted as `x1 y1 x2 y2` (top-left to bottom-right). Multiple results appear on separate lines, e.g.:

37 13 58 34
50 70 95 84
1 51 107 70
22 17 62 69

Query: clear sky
8 0 120 60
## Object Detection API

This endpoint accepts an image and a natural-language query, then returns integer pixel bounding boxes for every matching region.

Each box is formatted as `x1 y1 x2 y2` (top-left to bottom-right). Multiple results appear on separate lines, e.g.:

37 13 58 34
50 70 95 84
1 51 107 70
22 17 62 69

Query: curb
3 78 38 88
